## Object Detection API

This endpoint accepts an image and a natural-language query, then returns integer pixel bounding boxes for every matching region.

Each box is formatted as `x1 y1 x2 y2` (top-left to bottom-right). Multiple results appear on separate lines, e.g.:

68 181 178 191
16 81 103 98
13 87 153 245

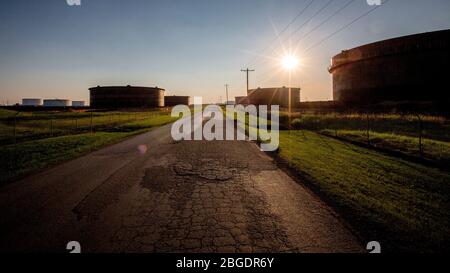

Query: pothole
173 159 239 182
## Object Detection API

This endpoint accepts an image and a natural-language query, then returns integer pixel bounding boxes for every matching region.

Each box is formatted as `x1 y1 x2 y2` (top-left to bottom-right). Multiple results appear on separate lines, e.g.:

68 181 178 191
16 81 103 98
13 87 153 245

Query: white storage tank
43 99 70 107
22 98 42 106
72 101 85 107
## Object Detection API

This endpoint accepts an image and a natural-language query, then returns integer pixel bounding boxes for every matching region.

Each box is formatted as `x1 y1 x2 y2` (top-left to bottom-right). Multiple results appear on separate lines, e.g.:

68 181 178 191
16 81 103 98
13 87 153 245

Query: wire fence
0 110 168 146
287 111 450 167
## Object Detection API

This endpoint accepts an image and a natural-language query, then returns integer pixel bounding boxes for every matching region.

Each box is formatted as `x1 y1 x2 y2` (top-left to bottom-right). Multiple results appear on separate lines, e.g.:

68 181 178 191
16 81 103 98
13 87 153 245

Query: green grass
291 113 450 166
278 130 450 253
321 129 450 165
0 113 178 184
0 108 18 118
291 113 450 142
0 109 170 145
108 115 177 132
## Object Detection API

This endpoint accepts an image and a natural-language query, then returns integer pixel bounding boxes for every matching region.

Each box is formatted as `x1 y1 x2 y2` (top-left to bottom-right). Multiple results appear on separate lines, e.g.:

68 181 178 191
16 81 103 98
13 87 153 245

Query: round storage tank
72 101 85 107
235 96 249 105
164 96 191 107
22 98 42 106
329 29 450 104
89 86 165 108
43 99 70 107
247 87 301 108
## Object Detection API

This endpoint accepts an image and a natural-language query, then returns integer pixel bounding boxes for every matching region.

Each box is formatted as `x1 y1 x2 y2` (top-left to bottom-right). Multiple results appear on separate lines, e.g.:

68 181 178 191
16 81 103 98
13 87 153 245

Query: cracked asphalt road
0 120 363 253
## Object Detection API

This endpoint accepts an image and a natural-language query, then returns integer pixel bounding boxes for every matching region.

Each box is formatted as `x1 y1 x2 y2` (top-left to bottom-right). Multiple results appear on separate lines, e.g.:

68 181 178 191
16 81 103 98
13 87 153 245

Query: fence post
90 112 93 134
13 113 18 144
416 114 423 158
366 113 370 145
50 116 53 137
334 112 338 137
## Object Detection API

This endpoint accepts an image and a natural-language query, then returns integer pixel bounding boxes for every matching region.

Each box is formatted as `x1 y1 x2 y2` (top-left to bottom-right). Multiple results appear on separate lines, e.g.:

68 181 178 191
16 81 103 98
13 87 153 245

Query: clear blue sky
1 0 449 104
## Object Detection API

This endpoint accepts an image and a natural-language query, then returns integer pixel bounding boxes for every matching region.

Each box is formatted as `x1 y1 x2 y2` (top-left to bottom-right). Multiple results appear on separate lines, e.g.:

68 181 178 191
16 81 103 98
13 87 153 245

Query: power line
305 0 391 53
252 0 336 68
288 0 335 44
293 0 356 46
246 0 316 67
248 0 389 88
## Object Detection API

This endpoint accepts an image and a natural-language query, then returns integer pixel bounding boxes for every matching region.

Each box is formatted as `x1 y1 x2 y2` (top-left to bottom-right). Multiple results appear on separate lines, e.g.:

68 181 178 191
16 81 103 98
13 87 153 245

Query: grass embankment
279 130 450 252
0 114 177 184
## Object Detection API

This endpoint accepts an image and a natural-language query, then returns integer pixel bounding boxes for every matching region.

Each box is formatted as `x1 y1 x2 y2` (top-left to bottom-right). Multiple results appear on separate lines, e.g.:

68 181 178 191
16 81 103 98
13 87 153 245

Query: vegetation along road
1 108 448 252
0 115 363 253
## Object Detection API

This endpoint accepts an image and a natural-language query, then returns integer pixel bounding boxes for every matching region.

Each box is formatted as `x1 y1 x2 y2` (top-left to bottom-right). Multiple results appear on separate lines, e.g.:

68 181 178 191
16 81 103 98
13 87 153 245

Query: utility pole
241 68 255 93
225 84 229 104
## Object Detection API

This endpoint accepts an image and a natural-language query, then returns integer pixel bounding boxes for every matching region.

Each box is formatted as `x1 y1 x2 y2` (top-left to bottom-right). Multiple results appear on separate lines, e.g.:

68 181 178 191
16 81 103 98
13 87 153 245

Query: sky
0 0 449 104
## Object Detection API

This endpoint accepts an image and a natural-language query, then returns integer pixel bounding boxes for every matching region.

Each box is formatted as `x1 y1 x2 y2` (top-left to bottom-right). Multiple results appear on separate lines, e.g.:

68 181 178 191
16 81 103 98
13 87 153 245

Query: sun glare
281 55 299 70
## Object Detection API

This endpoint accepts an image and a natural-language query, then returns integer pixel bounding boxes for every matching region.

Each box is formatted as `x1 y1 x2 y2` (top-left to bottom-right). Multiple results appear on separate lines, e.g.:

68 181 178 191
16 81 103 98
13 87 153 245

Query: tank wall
72 101 85 107
22 99 42 106
164 96 190 107
330 30 450 103
90 87 164 108
43 100 70 107
247 88 300 108
235 96 249 105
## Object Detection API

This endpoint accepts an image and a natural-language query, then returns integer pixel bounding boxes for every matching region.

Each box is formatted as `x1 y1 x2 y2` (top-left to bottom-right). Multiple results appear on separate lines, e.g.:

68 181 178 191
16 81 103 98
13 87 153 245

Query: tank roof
329 29 450 72
333 29 450 58
89 85 165 91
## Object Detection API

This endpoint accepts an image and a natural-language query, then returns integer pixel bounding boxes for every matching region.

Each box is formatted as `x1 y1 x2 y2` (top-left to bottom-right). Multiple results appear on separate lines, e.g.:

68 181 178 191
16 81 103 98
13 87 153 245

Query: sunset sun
281 55 299 70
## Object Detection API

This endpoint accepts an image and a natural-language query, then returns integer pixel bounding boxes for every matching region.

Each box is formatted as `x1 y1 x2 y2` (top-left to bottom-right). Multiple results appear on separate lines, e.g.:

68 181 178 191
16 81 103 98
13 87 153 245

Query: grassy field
278 130 450 252
0 110 177 184
291 113 450 141
321 129 450 164
291 113 450 166
237 111 450 252
0 108 171 145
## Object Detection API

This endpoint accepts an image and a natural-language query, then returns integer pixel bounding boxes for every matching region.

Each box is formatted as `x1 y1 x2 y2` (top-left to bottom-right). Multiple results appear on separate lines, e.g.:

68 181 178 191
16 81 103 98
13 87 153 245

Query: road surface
0 119 363 253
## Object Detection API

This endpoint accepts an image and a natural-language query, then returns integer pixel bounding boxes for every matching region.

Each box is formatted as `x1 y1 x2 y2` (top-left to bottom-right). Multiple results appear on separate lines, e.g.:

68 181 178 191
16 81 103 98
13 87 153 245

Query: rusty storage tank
164 96 191 107
89 85 164 108
329 29 450 104
235 96 249 105
247 87 301 108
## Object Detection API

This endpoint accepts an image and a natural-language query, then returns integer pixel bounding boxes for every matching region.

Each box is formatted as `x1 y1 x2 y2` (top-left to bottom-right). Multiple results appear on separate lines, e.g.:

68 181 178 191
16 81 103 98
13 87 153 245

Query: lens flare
281 55 299 70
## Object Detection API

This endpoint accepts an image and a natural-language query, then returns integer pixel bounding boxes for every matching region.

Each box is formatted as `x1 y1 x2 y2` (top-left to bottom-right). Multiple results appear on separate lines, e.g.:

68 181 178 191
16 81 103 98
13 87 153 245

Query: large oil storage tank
89 85 165 108
164 96 191 107
235 96 249 105
247 87 301 108
43 99 70 107
329 29 450 104
22 98 42 106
